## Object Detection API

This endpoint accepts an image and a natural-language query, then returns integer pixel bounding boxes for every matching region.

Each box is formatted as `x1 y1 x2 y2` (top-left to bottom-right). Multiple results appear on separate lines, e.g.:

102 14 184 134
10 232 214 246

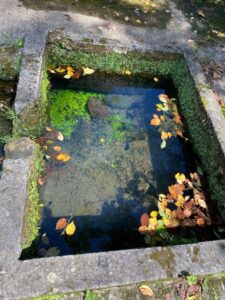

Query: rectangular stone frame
0 30 225 299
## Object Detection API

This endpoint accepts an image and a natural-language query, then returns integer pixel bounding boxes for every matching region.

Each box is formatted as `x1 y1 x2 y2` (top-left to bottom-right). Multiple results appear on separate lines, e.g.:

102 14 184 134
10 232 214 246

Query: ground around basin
0 0 225 299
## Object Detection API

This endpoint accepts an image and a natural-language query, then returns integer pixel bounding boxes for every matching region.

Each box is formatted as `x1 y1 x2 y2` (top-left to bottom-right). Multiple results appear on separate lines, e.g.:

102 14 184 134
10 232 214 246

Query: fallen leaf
198 199 207 209
161 139 166 149
184 209 192 218
45 126 53 132
41 233 49 245
153 77 159 82
46 247 60 257
139 285 154 297
158 94 169 103
64 74 71 79
57 132 64 141
53 146 62 152
140 213 150 226
149 217 158 226
65 221 76 236
150 211 158 218
150 114 161 126
196 218 205 226
38 177 45 186
82 67 95 76
124 70 131 75
175 173 186 184
124 16 130 22
138 225 149 235
56 153 70 162
56 218 68 230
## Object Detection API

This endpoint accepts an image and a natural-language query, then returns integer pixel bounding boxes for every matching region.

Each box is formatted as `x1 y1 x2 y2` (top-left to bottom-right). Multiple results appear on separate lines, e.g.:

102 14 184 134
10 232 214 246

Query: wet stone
88 97 109 118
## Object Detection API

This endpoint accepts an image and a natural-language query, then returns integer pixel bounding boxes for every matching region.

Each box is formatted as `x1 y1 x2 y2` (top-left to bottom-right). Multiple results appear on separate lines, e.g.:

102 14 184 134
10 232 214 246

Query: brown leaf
55 218 68 230
140 213 150 227
184 209 192 218
138 226 149 235
139 285 154 297
196 218 205 227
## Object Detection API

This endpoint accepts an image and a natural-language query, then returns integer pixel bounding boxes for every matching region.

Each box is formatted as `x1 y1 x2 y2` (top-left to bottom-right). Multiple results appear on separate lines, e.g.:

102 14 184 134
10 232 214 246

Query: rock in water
88 97 109 118
104 94 144 109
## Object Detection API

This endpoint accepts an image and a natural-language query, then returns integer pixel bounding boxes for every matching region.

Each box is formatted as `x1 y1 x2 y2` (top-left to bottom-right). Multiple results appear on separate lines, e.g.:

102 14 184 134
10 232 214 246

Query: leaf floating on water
139 285 154 297
175 173 186 184
160 139 166 149
56 218 68 230
65 221 76 236
41 233 49 245
45 126 53 132
53 146 62 152
57 132 64 141
198 199 207 209
150 114 161 126
140 213 149 227
138 226 149 235
46 247 60 257
196 218 205 227
153 77 159 82
82 67 95 76
64 74 71 79
158 94 169 103
56 153 70 162
38 177 45 186
124 70 131 75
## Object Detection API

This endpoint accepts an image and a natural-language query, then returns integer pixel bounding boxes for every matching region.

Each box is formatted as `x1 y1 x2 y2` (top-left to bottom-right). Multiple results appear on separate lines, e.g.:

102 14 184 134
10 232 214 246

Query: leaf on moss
139 285 154 297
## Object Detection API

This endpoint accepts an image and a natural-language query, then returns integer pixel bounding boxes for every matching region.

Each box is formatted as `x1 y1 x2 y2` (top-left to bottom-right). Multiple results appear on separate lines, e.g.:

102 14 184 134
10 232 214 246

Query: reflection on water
37 74 195 256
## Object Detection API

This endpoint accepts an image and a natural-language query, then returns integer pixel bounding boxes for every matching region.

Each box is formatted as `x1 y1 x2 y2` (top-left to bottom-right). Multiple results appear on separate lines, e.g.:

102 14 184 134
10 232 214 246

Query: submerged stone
104 94 144 109
88 97 109 118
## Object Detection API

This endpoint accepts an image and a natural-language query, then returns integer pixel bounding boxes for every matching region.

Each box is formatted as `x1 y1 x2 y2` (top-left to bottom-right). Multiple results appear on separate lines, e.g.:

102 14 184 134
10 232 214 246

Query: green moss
49 90 103 138
107 114 132 143
20 71 50 138
47 39 177 76
21 144 44 250
222 107 225 117
171 57 225 219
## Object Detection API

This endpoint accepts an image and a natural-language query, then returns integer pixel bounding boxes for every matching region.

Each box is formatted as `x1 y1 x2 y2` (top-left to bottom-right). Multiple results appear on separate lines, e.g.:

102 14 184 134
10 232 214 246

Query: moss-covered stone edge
19 70 50 139
25 271 225 300
21 143 45 251
46 40 225 219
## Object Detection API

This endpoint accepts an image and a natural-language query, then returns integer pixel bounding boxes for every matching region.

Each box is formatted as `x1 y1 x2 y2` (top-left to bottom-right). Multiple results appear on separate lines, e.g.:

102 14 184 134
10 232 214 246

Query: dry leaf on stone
139 285 154 297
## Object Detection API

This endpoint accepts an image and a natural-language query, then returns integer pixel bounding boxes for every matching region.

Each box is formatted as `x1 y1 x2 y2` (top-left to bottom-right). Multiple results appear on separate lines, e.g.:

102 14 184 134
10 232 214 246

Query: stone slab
14 22 48 115
0 30 225 299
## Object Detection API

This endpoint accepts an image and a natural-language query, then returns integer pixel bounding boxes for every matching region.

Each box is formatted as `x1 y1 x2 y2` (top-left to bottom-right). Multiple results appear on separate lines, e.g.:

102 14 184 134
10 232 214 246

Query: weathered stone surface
88 97 109 118
104 94 144 109
4 137 36 159
14 22 48 115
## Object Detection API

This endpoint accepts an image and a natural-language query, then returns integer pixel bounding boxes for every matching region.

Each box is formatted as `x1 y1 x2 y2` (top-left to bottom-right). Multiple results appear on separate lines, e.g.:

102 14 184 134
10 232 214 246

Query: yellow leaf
150 211 158 218
65 221 76 236
46 139 54 145
83 67 95 76
158 94 169 103
64 74 71 79
56 153 70 162
175 195 185 207
175 173 186 184
100 138 105 143
149 217 157 226
124 70 131 75
55 67 66 73
57 132 64 141
153 77 159 82
139 285 154 297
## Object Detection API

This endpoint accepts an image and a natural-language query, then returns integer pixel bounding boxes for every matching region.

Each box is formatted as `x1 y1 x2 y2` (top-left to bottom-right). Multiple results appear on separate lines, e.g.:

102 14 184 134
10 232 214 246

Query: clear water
37 74 195 256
